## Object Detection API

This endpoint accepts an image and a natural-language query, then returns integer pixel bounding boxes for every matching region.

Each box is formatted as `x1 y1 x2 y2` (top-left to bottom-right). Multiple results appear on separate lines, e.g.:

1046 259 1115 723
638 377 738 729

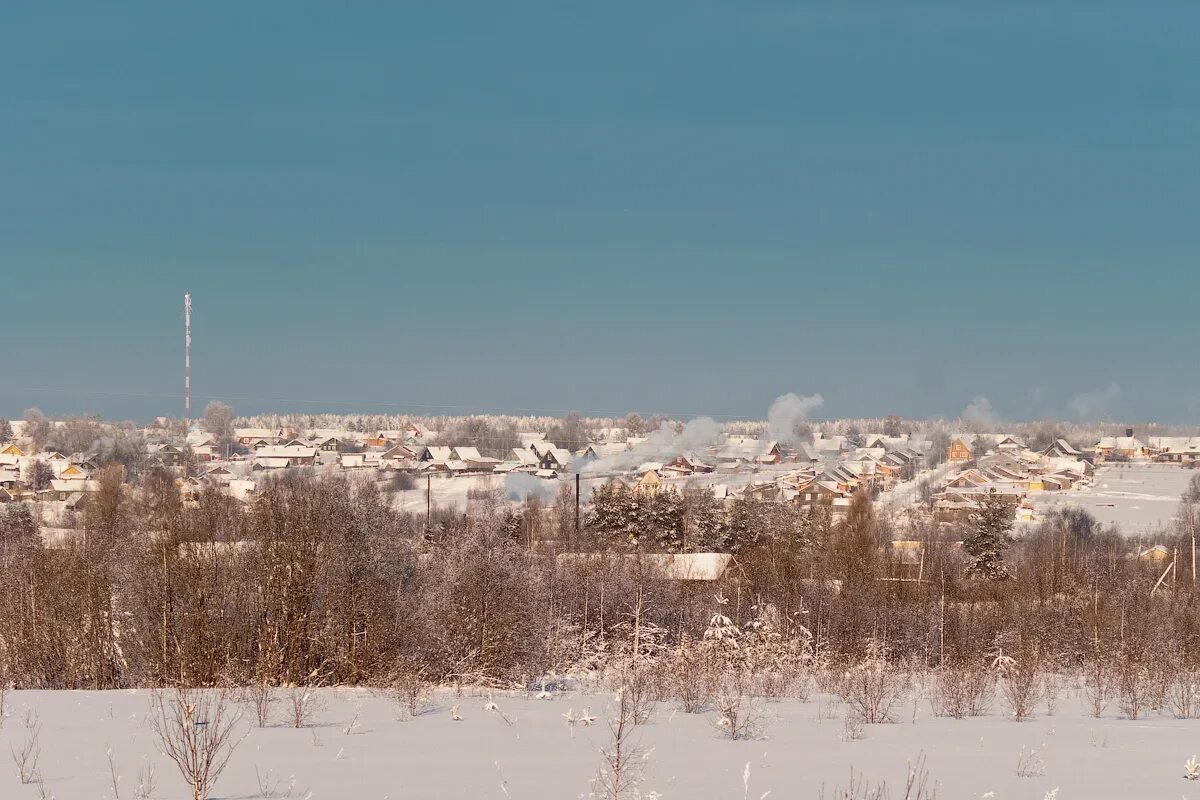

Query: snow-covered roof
255 445 317 459
555 552 736 582
508 448 540 467
252 457 292 469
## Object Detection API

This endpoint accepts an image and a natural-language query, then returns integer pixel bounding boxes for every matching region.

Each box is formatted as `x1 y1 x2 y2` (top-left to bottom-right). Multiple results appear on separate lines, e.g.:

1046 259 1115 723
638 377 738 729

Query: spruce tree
965 488 1015 579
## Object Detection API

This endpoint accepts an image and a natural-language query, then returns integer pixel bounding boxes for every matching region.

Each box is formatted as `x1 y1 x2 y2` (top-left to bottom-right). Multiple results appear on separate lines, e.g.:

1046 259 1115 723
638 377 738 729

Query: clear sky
2 3 1198 423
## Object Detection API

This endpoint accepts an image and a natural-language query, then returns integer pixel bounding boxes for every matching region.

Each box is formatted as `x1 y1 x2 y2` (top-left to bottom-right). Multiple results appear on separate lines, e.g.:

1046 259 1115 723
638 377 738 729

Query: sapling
106 745 122 799
148 687 244 800
10 708 41 784
287 688 324 728
1014 744 1046 778
244 680 276 728
342 700 362 735
134 759 158 800
589 686 655 800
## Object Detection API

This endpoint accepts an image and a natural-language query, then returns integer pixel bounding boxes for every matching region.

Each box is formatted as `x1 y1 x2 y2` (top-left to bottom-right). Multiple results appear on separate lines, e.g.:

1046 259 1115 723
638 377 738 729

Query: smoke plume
1068 383 1122 421
961 395 1001 427
765 392 824 446
582 417 722 474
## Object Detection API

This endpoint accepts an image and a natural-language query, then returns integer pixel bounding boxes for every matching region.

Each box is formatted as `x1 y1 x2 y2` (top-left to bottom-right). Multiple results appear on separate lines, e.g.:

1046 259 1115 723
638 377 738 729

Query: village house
633 469 662 498
995 435 1025 451
1147 437 1200 465
1093 429 1146 461
946 437 973 462
235 428 284 447
148 443 185 468
339 452 381 470
795 478 851 510
1039 438 1082 459
251 444 318 469
538 447 574 473
380 444 421 470
498 447 540 473
416 445 454 464
1 442 27 459
452 447 502 473
662 454 713 476
187 434 219 461
314 436 345 453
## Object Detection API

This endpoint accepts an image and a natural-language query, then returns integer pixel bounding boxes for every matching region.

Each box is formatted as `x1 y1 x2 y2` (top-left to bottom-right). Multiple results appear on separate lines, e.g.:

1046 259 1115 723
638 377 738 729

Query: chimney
1125 427 1134 438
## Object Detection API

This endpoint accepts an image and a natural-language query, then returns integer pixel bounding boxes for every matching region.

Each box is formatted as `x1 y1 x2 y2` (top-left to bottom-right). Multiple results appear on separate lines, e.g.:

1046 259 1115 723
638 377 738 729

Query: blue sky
2 2 1198 423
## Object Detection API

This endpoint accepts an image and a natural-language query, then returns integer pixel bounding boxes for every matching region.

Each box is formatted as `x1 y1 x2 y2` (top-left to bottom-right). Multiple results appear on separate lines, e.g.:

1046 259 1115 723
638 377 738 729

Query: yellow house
58 464 88 480
0 443 25 457
634 469 661 498
1138 545 1170 565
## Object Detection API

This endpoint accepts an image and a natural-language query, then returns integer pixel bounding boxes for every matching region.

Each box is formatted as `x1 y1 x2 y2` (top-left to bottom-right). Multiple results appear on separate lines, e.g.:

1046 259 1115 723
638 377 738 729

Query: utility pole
184 293 192 430
426 474 432 537
574 472 581 549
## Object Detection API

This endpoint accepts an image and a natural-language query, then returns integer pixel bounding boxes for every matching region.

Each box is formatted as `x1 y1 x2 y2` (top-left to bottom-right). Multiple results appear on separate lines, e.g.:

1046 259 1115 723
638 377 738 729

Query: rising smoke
503 471 560 503
1068 383 1122 422
961 395 1001 427
765 392 824 446
582 417 723 474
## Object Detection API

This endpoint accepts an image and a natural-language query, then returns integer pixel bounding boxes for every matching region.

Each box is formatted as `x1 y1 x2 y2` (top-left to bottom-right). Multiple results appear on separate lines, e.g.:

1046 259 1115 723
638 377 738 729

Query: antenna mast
184 293 192 430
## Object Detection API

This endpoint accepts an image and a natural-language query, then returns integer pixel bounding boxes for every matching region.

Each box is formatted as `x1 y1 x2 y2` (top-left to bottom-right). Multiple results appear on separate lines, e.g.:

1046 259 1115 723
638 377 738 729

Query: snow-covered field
4 686 1199 799
1027 464 1193 536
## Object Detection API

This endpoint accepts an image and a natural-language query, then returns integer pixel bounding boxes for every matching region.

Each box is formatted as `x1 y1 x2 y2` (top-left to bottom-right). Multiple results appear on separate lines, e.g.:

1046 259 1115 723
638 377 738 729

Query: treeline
1 469 1198 691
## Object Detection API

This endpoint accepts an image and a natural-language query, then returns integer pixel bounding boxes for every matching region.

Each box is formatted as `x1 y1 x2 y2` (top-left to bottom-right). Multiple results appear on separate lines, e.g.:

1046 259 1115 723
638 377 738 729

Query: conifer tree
965 488 1015 579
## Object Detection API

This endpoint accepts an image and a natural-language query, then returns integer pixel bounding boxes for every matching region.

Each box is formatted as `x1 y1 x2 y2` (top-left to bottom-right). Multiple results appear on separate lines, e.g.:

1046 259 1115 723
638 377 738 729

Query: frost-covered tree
965 488 1015 580
1184 473 1200 504
25 460 54 491
926 429 951 466
641 488 684 552
46 414 104 456
545 412 591 452
201 401 236 454
623 412 644 437
0 418 12 442
92 427 148 480
682 483 725 551
22 408 52 451
441 416 519 459
586 481 640 546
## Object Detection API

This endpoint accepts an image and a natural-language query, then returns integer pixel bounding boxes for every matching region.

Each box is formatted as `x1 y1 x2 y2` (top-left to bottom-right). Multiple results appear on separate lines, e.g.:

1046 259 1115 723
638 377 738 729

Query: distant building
947 437 973 462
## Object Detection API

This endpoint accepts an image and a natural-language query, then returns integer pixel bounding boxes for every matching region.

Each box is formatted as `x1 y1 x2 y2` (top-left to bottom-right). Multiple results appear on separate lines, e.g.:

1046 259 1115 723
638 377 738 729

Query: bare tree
149 687 244 800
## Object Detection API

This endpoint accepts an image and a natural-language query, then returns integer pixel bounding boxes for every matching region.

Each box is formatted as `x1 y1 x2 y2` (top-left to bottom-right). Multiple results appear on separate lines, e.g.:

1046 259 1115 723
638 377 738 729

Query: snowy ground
1025 464 1193 537
4 686 1199 799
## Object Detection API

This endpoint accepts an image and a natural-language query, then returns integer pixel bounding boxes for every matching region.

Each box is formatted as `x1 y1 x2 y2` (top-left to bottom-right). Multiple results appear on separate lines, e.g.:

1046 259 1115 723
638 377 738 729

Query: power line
1 385 846 422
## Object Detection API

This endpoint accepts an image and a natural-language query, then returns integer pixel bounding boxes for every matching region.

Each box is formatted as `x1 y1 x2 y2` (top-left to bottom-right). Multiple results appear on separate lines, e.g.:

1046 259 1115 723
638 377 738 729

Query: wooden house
633 469 662 498
946 437 973 463
1 442 27 458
